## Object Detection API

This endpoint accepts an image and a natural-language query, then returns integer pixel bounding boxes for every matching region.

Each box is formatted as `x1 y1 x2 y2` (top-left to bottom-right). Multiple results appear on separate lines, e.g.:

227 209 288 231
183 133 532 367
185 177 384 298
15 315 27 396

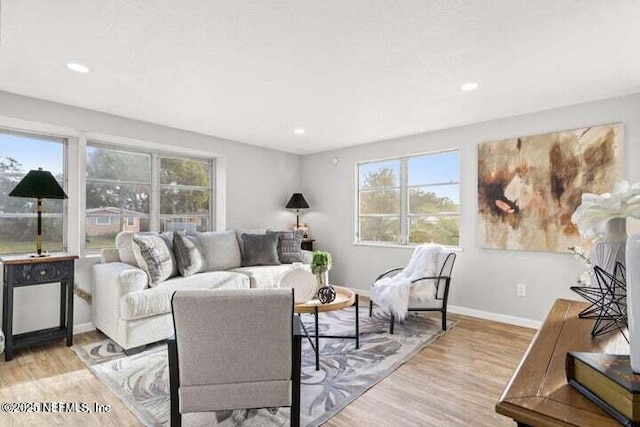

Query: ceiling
0 1 639 154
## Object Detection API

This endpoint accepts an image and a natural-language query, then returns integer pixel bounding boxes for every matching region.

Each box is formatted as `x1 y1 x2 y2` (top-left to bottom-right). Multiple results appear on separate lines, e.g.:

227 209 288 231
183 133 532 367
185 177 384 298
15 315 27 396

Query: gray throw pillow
268 229 305 264
132 233 178 286
234 228 267 257
241 233 281 267
173 231 204 277
193 230 242 271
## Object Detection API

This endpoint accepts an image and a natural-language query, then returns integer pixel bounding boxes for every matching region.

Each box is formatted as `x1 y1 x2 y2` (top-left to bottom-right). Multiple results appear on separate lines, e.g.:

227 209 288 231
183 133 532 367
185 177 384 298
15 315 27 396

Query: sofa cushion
116 231 142 267
173 231 204 277
120 271 250 320
241 233 281 267
268 229 305 263
229 264 310 289
193 230 242 271
132 233 178 286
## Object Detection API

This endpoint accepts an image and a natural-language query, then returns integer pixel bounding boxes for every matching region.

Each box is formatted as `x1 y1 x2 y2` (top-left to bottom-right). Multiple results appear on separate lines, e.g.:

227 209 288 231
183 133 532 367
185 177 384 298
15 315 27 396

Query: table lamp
286 193 309 230
9 167 68 257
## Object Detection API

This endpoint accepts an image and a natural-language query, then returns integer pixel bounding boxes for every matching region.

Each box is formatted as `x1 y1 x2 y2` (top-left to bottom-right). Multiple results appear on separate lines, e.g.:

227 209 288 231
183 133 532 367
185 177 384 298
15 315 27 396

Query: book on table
566 352 640 427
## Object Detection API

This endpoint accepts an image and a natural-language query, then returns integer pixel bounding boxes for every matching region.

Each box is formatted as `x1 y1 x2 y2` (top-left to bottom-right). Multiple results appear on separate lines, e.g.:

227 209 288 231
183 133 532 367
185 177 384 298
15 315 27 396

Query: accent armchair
168 288 302 427
369 252 456 333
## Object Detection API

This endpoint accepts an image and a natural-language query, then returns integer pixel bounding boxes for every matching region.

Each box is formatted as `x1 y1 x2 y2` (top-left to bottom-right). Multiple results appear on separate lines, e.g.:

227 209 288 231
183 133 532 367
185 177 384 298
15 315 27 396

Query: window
94 216 113 225
357 150 459 246
160 156 212 232
85 143 214 251
0 130 66 255
86 145 151 251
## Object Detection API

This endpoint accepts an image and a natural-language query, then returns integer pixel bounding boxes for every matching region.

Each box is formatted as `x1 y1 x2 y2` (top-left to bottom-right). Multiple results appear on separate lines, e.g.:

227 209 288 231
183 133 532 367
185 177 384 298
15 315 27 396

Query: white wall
301 93 640 323
0 90 302 333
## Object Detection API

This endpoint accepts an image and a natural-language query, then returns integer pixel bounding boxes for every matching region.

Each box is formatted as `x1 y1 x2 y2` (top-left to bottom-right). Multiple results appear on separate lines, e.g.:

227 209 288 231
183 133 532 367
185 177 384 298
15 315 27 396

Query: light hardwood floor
0 313 535 426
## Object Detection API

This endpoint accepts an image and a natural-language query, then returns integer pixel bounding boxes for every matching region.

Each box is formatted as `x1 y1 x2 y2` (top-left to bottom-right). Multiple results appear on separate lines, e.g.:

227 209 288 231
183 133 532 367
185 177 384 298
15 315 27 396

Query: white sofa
92 230 310 353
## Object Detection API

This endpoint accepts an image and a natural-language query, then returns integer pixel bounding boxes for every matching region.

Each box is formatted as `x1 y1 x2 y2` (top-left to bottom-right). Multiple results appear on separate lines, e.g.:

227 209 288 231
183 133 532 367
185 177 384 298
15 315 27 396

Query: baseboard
74 322 96 335
348 286 540 329
448 305 541 329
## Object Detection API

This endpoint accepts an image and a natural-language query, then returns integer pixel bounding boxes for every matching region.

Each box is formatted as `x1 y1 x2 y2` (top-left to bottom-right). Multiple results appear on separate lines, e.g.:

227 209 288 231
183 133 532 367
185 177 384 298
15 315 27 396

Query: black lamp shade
286 193 309 209
9 169 68 199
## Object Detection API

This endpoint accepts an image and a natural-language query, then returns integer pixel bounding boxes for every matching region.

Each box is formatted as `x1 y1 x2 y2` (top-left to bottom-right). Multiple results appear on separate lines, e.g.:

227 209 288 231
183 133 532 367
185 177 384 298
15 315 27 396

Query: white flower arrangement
571 180 640 239
568 245 592 286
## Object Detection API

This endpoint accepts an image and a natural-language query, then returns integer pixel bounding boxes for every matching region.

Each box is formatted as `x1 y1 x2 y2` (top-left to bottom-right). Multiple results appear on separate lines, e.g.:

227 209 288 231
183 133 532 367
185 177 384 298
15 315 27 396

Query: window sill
352 242 463 252
84 253 102 259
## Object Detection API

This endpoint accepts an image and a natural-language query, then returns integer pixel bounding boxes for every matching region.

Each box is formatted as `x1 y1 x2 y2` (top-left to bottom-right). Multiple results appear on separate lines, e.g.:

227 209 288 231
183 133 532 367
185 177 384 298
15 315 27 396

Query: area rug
73 307 455 426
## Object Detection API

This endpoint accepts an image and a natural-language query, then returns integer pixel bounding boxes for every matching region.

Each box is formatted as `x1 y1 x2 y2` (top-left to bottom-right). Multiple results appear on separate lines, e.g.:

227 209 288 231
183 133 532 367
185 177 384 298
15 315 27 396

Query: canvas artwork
477 124 622 252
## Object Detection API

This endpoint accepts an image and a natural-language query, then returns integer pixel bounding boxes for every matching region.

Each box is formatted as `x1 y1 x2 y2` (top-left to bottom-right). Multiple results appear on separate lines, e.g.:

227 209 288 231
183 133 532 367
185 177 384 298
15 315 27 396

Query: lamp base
29 252 50 258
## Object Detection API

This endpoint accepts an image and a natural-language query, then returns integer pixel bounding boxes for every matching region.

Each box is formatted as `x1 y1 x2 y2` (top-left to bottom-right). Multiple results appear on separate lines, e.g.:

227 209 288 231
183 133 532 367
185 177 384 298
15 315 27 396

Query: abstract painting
477 124 622 252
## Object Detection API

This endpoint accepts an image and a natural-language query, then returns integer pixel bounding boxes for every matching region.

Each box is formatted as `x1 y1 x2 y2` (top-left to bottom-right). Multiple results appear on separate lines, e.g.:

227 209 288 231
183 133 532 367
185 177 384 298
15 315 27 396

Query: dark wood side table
301 238 315 251
1 253 78 361
496 298 629 426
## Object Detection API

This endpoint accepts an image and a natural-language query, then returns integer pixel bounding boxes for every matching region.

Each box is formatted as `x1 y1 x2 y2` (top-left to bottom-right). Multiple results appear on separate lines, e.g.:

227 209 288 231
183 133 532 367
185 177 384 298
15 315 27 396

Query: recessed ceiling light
67 62 91 73
293 128 306 135
459 82 479 92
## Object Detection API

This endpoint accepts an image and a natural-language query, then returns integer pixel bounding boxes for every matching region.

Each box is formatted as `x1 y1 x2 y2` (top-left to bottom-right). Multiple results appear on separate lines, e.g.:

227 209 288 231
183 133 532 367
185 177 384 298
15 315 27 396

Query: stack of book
566 352 640 426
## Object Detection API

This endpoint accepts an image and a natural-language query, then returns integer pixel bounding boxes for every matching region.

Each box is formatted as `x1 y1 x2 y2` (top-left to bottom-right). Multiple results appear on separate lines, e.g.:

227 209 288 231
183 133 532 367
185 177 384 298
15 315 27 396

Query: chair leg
442 310 447 331
390 313 395 334
291 334 302 427
369 300 373 317
168 339 181 427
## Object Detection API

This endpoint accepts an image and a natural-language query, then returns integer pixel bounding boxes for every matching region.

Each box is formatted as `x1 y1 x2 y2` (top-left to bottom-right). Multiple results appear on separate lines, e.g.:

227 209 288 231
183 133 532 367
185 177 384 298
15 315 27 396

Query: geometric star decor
570 262 628 343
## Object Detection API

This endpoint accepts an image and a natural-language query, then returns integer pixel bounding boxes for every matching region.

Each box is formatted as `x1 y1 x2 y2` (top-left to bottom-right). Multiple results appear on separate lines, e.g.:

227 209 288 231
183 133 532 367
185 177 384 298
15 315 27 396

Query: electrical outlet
516 283 527 297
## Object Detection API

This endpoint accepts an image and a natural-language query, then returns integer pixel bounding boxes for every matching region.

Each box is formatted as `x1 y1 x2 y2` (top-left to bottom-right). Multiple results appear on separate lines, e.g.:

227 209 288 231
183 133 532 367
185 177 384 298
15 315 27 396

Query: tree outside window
0 131 65 255
85 144 214 252
357 150 460 246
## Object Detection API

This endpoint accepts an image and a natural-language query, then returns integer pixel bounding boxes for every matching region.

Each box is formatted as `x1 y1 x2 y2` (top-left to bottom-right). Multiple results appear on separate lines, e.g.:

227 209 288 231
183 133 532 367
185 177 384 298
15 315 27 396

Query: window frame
85 142 216 253
157 154 215 233
355 148 460 247
0 128 68 255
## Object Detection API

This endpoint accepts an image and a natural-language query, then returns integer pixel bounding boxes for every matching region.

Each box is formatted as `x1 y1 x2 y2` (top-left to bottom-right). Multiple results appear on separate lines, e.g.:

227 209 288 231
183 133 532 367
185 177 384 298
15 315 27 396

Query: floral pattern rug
73 307 455 426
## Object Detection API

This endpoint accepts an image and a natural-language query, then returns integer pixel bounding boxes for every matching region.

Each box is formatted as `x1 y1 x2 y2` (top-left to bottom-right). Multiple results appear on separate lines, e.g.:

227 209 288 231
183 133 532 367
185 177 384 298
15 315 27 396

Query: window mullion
151 153 160 231
209 159 215 231
400 158 408 245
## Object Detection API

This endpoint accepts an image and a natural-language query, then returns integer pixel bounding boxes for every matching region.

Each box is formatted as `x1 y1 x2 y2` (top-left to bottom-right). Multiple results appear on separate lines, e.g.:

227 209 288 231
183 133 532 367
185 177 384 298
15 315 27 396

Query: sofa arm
95 262 148 294
92 262 149 342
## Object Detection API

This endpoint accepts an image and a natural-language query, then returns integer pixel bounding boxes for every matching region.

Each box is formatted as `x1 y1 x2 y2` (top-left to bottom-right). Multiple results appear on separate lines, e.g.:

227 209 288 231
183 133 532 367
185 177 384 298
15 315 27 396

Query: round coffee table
294 285 360 370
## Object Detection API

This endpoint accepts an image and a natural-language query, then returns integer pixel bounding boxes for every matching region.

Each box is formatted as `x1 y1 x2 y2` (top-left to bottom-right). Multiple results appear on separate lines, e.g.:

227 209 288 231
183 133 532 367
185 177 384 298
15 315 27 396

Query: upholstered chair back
171 289 294 413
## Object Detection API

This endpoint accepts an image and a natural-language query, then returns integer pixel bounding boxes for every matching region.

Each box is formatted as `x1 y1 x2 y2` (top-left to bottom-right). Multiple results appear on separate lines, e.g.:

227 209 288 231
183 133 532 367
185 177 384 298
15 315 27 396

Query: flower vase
315 270 329 296
627 234 640 372
589 217 627 284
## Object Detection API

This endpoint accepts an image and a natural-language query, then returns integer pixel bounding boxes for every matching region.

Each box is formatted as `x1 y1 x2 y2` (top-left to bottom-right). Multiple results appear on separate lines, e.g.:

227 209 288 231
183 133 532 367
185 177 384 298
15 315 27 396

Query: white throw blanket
370 244 443 321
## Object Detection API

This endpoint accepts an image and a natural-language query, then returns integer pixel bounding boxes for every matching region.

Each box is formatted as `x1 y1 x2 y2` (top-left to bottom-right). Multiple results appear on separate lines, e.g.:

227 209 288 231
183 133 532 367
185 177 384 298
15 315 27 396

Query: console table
496 298 629 426
1 253 78 361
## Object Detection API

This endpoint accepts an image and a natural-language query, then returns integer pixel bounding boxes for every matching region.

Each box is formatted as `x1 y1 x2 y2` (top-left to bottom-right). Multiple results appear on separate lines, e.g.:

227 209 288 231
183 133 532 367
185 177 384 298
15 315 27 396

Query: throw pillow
193 230 242 271
116 231 165 268
173 231 204 277
241 233 281 267
268 229 305 263
234 228 267 257
132 233 178 286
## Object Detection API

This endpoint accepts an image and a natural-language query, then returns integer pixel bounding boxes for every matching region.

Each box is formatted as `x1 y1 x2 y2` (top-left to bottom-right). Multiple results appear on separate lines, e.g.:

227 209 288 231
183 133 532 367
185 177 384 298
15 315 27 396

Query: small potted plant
310 250 332 291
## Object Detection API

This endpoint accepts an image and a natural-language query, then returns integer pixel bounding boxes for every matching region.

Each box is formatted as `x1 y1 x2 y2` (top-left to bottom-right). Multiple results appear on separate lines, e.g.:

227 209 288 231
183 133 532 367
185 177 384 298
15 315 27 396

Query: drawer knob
40 270 47 276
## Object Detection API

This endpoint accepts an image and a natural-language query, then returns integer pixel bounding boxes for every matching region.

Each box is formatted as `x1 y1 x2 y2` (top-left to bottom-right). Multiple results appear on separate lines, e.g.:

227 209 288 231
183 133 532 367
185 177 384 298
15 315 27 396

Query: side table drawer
8 261 74 286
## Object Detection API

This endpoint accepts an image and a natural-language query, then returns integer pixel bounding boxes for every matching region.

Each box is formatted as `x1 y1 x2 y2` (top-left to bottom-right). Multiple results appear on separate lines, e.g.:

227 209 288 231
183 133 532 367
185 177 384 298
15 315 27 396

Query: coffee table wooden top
294 285 356 314
496 298 629 427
